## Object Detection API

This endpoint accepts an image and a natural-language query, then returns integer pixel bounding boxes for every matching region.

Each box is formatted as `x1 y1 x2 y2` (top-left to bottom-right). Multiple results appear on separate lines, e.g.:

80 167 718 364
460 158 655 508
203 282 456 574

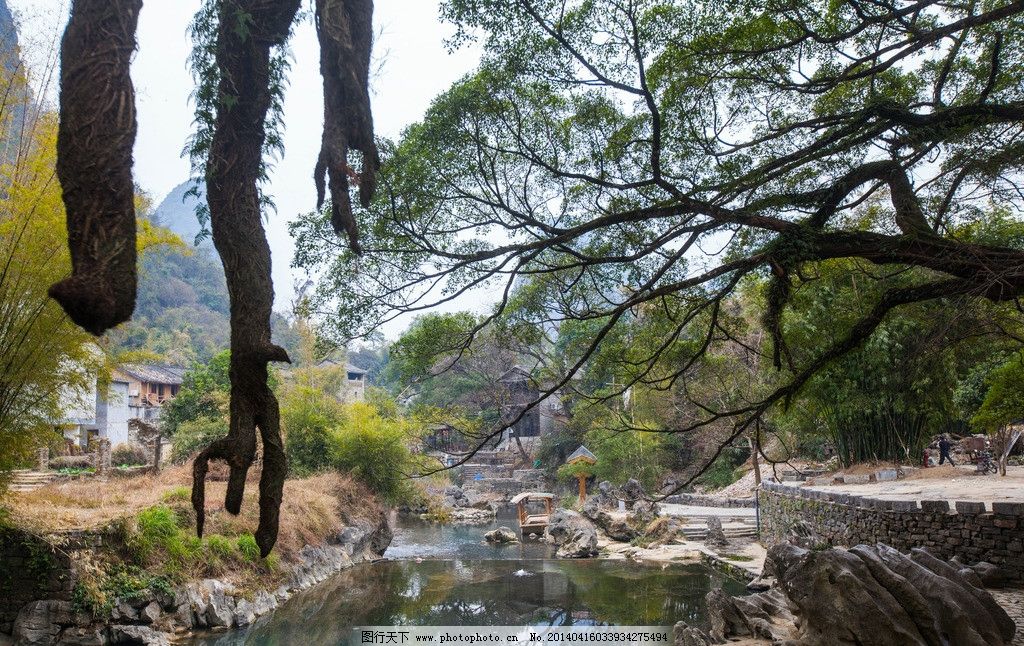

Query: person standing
939 435 955 466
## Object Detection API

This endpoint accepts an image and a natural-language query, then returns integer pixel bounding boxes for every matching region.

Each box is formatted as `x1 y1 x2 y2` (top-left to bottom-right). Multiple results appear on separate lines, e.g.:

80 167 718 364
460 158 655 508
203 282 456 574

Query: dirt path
804 465 1024 506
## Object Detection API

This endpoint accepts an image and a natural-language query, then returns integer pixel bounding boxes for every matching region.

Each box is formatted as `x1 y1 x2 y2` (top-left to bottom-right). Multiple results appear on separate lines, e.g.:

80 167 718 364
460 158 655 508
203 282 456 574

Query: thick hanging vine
53 0 379 556
49 0 142 336
313 0 379 253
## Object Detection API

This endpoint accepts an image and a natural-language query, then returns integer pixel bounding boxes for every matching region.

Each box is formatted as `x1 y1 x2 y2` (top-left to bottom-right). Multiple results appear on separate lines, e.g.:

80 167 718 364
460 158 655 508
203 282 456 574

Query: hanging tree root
49 0 142 336
313 0 379 254
190 0 300 558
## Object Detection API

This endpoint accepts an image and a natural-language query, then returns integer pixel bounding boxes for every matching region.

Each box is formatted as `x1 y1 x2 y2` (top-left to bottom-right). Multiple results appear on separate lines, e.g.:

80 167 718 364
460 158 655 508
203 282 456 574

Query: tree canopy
293 0 1024 482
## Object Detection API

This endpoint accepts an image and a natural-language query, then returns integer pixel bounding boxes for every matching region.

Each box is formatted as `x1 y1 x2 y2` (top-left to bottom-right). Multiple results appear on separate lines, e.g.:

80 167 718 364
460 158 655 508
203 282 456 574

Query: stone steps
7 470 56 492
680 526 758 539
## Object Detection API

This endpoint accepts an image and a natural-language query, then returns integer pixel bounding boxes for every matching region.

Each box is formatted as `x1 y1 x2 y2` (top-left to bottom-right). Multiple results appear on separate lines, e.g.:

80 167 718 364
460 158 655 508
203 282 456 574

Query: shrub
281 386 345 476
49 455 94 470
576 429 666 490
112 442 149 467
131 505 181 560
205 534 235 562
171 417 228 463
329 403 416 504
161 486 190 503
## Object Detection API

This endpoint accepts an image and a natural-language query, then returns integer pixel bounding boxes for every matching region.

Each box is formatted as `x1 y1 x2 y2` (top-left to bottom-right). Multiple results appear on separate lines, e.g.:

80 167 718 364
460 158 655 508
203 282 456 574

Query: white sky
10 0 486 338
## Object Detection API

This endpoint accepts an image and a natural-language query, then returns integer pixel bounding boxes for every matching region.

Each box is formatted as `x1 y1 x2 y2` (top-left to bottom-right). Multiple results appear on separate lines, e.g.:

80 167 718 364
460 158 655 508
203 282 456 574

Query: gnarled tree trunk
191 0 300 558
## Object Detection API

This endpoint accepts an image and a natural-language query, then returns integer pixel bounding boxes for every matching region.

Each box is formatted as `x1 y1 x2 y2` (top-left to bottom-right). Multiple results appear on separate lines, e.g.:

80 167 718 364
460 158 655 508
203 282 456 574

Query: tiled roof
318 358 367 374
116 364 186 386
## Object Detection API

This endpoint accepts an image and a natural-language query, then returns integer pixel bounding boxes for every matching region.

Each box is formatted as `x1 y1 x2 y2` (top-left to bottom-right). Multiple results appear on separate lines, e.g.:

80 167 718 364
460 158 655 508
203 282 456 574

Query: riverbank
0 467 391 644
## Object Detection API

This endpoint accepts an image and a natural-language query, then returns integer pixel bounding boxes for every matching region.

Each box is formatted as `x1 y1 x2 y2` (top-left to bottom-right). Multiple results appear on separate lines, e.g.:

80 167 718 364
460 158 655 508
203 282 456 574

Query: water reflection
191 560 745 645
189 513 746 645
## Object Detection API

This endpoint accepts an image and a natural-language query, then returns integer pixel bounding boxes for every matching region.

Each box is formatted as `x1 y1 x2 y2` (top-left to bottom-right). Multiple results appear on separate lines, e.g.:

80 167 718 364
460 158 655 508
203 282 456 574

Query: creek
189 513 745 645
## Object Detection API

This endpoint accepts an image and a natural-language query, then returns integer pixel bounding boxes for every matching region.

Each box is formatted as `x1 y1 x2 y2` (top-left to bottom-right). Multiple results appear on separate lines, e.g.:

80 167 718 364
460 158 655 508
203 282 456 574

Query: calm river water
189 513 746 645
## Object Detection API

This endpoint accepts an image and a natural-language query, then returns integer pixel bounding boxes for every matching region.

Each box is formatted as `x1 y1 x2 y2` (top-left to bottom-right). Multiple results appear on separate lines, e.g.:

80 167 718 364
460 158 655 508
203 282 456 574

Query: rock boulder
484 527 519 544
545 510 598 558
695 543 1017 646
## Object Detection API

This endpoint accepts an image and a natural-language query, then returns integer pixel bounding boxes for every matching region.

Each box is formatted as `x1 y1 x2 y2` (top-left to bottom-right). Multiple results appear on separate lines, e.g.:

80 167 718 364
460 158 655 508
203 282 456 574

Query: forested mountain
109 181 300 364
0 1 17 69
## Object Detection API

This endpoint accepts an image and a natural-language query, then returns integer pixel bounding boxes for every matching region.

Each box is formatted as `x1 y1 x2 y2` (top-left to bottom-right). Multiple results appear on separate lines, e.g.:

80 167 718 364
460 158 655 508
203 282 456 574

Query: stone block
889 500 919 512
992 502 1024 517
920 500 950 513
955 501 987 515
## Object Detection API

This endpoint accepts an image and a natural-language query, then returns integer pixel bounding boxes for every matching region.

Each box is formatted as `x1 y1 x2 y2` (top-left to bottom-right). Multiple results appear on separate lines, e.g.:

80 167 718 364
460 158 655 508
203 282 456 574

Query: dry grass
8 465 195 533
6 467 375 565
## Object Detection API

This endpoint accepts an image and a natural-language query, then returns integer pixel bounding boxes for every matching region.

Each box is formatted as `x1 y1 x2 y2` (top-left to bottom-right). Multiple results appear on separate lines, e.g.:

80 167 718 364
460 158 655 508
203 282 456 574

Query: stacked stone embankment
662 493 755 508
759 480 1024 584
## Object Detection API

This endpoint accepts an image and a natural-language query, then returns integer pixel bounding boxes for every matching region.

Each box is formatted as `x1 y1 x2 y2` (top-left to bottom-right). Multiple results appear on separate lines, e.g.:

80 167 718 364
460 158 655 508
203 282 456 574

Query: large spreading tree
293 0 1024 481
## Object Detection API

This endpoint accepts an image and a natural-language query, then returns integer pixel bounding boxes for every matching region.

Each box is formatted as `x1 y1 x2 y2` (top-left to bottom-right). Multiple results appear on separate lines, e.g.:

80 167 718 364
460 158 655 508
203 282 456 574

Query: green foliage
281 385 346 476
205 534 234 562
161 350 231 437
578 429 666 491
131 506 181 561
161 486 191 503
287 0 1024 482
385 312 479 392
171 416 229 463
972 354 1024 433
556 460 595 482
771 261 1002 464
72 565 173 617
236 533 260 562
123 504 272 579
329 403 418 504
694 455 744 491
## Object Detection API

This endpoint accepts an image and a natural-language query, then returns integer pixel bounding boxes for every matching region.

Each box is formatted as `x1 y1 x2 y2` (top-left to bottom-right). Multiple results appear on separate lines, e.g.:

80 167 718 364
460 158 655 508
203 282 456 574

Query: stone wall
663 493 755 508
0 529 76 634
758 481 1024 584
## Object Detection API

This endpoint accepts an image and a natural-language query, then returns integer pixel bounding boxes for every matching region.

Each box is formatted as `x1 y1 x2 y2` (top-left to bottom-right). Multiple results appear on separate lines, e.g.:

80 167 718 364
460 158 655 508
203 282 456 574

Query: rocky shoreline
5 509 392 645
673 542 1020 646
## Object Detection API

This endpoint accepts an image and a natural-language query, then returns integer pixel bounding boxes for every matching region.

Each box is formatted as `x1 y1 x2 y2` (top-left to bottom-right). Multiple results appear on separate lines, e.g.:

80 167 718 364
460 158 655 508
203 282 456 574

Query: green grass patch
160 486 190 503
236 533 260 562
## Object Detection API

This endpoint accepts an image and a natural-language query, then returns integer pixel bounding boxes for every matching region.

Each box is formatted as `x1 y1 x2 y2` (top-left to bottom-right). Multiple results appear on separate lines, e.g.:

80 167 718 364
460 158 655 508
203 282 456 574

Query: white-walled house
57 363 185 449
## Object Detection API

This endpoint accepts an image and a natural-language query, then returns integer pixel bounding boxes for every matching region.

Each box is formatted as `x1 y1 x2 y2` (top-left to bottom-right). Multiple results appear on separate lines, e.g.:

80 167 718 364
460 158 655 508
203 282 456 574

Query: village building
316 358 368 403
57 363 185 449
496 365 569 450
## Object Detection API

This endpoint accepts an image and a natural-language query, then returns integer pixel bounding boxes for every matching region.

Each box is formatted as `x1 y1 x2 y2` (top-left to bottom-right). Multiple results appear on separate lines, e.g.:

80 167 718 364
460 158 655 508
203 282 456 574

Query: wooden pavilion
510 491 555 536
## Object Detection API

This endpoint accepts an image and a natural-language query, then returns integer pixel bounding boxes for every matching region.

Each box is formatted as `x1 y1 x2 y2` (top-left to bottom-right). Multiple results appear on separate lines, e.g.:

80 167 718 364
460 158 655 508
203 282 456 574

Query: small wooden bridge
510 492 555 536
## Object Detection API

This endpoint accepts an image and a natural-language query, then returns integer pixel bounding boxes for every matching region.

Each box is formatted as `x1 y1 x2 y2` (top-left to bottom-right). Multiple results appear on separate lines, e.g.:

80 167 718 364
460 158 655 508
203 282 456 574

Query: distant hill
0 0 26 164
0 1 17 72
150 181 210 249
109 181 301 365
